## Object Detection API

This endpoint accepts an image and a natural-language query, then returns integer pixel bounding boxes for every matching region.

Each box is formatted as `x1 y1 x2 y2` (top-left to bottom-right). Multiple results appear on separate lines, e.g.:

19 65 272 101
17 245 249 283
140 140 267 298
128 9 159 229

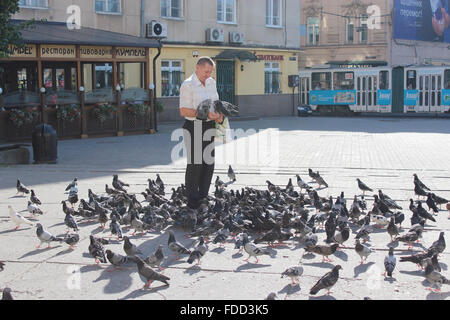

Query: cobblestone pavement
0 116 449 300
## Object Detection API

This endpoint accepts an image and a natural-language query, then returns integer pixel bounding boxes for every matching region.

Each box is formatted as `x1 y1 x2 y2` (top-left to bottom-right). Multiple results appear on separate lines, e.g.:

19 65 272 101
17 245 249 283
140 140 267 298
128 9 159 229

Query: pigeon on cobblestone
123 236 142 257
89 235 107 264
65 177 78 192
64 233 80 249
309 265 342 296
2 287 13 300
282 263 304 287
188 236 208 265
355 239 373 264
8 205 34 230
305 243 339 263
0 261 5 271
27 201 43 217
423 258 450 293
400 250 434 269
64 211 79 233
109 215 123 240
36 223 63 248
296 175 311 192
16 179 30 196
168 230 191 259
145 245 165 270
383 247 396 278
135 256 170 289
113 174 129 193
357 178 373 195
387 218 399 242
416 201 436 223
427 232 446 256
432 193 449 209
228 165 236 182
426 193 439 214
413 174 430 191
106 249 134 271
242 233 272 264
30 189 41 205
414 182 428 199
396 228 422 250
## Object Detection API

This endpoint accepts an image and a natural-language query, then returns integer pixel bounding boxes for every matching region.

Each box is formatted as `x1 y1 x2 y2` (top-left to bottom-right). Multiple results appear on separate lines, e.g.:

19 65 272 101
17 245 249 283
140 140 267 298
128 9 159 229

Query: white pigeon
8 205 34 230
370 214 389 228
242 234 271 263
27 201 43 217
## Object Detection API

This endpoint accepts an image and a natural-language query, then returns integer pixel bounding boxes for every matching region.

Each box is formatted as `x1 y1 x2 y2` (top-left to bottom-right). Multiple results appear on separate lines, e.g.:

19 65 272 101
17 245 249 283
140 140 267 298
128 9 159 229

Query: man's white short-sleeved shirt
179 72 219 121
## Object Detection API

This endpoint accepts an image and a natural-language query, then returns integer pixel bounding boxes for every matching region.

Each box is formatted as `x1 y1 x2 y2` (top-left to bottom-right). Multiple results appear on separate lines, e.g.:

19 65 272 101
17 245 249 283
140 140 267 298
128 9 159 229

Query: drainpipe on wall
152 39 162 132
141 0 146 37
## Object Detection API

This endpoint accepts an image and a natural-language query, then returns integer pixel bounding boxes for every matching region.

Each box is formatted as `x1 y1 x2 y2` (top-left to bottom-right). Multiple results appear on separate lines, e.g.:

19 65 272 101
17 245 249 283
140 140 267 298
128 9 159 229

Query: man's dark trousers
183 119 215 210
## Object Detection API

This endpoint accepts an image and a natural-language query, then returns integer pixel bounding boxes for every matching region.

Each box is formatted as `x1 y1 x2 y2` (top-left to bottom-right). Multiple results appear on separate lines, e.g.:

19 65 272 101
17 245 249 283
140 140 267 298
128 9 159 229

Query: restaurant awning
214 50 259 62
12 20 161 48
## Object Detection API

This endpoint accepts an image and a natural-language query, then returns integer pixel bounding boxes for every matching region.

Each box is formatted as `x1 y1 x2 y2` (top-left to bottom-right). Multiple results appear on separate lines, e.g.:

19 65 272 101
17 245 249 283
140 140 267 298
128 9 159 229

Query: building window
82 63 113 91
18 0 48 8
359 14 368 43
307 17 320 45
264 62 281 94
161 60 183 97
95 0 121 14
346 18 354 44
217 0 236 23
118 63 145 90
161 0 183 18
266 0 282 27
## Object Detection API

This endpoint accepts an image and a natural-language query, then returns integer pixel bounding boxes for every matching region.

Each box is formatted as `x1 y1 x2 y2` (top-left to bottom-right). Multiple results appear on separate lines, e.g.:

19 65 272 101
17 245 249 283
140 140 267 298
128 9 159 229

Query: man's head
195 57 215 84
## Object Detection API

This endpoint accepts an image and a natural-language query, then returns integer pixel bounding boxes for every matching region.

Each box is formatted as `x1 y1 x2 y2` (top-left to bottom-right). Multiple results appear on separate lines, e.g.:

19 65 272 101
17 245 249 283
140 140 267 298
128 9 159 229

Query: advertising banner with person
310 90 356 105
394 0 450 43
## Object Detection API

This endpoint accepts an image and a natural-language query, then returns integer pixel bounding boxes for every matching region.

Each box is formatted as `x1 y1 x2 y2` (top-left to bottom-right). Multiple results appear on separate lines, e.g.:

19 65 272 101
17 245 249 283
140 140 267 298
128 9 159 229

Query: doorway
216 60 235 104
42 62 77 92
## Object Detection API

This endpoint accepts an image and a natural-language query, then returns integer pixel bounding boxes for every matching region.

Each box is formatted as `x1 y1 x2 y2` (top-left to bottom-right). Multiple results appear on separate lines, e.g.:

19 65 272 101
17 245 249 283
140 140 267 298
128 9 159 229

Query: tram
298 65 450 114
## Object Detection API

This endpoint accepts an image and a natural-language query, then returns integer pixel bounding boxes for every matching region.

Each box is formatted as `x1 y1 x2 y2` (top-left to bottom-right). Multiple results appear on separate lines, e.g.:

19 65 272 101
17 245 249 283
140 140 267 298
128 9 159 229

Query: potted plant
127 102 150 117
92 103 117 123
8 106 40 127
56 104 81 122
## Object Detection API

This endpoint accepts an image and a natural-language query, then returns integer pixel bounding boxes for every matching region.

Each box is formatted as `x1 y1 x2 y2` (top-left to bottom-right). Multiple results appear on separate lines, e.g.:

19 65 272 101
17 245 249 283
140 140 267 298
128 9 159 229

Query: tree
0 0 36 58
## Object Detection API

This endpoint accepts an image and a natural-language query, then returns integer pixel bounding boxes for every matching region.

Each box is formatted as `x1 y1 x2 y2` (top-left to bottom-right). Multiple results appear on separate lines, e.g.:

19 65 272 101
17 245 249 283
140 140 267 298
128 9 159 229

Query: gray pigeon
36 223 63 248
64 211 79 233
228 165 236 182
357 178 373 195
355 239 373 264
0 261 5 271
168 230 191 259
427 232 446 256
65 177 78 192
387 217 399 242
187 236 209 265
123 236 142 256
30 189 42 206
135 256 170 289
105 249 134 272
309 265 342 296
88 235 107 264
282 263 304 287
242 233 272 264
423 258 450 293
145 244 165 270
2 287 13 300
383 247 396 278
64 233 80 249
27 201 43 216
16 179 30 196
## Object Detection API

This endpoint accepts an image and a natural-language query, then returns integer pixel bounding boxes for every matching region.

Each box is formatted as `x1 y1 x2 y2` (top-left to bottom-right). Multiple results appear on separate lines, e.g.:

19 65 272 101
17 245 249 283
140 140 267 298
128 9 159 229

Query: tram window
432 76 436 91
312 72 331 90
438 76 441 90
419 76 423 90
407 70 417 89
333 72 354 90
445 70 450 89
357 77 361 91
379 71 389 89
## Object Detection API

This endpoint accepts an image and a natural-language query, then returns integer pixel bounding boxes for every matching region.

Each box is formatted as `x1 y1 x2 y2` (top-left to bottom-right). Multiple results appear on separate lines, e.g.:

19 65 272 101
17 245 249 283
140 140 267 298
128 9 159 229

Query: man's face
196 63 214 84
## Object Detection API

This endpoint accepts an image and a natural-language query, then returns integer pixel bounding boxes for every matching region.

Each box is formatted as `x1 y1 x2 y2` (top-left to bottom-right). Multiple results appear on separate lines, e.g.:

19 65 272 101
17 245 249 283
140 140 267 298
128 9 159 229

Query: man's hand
208 111 222 122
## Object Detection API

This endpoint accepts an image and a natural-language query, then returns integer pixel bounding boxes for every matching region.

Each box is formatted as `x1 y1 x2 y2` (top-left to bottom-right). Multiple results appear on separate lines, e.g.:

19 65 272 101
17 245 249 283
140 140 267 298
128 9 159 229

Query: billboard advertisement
394 0 450 43
310 90 356 105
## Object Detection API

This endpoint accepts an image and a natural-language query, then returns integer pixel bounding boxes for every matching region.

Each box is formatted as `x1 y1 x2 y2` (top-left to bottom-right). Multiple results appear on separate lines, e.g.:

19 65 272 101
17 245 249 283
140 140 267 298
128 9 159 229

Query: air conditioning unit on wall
229 32 244 44
146 21 167 38
206 28 224 43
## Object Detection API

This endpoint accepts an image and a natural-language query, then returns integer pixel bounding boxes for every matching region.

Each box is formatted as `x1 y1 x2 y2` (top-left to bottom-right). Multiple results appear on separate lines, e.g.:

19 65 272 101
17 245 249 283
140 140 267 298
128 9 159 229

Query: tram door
418 74 441 112
299 77 310 105
357 75 377 112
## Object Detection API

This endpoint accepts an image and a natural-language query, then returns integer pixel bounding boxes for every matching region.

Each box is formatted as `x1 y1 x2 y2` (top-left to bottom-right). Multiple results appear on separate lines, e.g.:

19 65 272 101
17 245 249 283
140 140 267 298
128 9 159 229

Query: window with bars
266 0 282 27
161 0 183 18
307 17 320 45
18 0 48 8
95 0 121 14
264 62 281 94
217 0 236 23
161 60 183 97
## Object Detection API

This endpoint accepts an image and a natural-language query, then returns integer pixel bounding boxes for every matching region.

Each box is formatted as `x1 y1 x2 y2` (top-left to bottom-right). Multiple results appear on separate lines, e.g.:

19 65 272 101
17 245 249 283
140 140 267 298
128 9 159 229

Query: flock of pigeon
2 167 450 300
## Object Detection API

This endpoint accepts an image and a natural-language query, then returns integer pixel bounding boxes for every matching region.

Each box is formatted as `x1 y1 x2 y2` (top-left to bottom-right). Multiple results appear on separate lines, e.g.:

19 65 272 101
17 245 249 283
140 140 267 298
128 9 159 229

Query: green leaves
8 106 39 127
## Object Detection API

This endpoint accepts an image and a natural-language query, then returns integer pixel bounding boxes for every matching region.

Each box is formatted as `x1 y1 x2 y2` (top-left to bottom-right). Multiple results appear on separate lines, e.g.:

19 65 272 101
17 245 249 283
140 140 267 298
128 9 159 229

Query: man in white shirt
180 57 223 210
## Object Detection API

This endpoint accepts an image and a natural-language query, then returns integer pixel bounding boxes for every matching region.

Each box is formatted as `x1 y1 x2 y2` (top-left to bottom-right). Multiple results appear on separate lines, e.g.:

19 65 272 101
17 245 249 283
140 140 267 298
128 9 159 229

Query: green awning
214 50 259 62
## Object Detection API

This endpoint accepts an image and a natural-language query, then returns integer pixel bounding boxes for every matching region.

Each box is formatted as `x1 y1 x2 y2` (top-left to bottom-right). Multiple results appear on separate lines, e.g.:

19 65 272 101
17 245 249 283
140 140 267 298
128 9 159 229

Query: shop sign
41 45 76 58
8 44 37 58
256 54 284 61
80 46 113 59
115 47 147 59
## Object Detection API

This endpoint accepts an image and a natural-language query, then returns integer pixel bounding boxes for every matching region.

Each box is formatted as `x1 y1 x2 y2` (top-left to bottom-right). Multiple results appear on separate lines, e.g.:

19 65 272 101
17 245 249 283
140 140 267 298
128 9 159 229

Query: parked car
297 104 313 117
